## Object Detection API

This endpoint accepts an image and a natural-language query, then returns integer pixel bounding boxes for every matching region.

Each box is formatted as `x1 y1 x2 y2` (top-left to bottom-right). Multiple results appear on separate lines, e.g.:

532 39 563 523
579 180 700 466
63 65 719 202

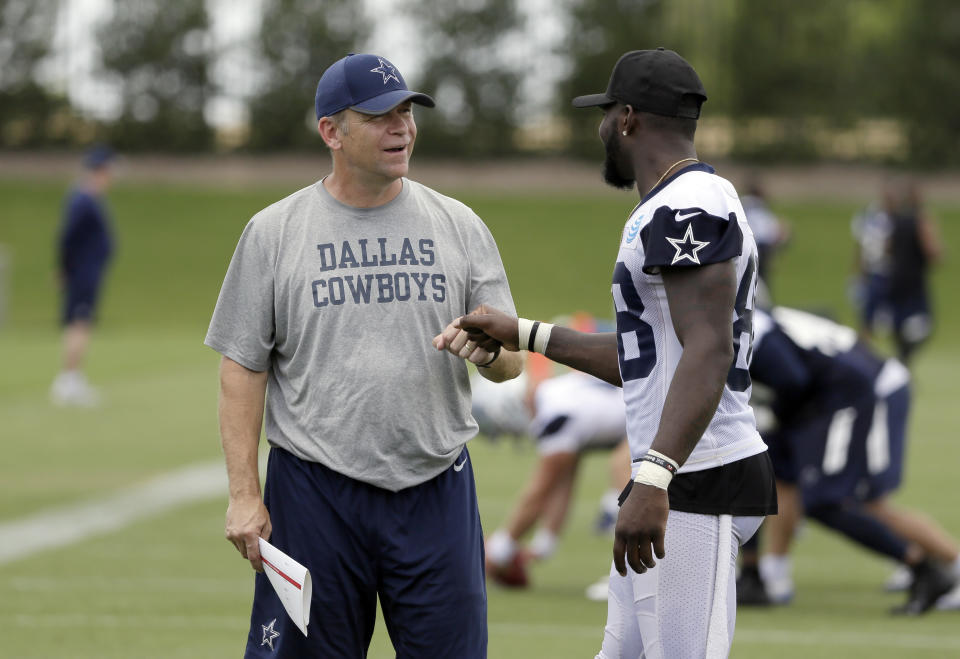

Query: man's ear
318 117 342 150
622 104 638 137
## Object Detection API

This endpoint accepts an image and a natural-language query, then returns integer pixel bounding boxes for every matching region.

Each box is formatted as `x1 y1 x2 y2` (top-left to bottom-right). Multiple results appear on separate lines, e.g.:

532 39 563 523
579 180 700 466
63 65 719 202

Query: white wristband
532 322 554 354
634 460 673 490
518 318 535 352
517 317 554 354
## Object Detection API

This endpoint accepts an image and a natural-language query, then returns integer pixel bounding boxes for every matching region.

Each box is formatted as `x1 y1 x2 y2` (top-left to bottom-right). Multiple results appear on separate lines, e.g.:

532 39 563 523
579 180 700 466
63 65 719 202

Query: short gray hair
330 109 350 136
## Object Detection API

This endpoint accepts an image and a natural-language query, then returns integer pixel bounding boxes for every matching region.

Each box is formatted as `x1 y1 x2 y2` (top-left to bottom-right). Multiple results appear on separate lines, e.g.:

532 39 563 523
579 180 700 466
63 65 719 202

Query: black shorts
620 451 778 517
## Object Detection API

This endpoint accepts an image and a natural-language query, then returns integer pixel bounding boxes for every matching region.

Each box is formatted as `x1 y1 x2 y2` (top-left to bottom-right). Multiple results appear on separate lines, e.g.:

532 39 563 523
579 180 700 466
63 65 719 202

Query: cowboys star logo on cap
370 58 400 85
666 223 710 265
315 53 435 119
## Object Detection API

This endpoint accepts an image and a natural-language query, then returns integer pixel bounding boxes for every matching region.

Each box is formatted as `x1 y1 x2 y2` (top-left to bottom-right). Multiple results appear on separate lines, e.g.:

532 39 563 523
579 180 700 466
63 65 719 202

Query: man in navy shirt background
51 145 115 406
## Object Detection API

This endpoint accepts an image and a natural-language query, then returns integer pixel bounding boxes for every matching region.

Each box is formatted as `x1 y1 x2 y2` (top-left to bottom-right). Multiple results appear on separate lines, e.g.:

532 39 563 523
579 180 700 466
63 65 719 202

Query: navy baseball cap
572 48 707 119
315 53 435 120
83 144 115 169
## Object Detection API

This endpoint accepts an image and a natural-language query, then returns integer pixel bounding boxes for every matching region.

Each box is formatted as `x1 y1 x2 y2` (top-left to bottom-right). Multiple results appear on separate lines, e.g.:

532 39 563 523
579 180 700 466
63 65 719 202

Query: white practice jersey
612 163 767 472
470 371 626 455
531 372 626 455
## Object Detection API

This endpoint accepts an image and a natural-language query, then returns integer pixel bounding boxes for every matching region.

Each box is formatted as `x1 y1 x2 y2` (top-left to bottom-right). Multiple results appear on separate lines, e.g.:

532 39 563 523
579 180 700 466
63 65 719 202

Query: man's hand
433 305 506 365
612 483 669 576
225 494 272 572
433 321 501 365
454 304 521 352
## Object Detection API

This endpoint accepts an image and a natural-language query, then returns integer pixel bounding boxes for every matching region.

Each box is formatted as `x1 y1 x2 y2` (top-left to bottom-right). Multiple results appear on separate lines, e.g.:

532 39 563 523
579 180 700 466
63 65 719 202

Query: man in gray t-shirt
205 53 522 658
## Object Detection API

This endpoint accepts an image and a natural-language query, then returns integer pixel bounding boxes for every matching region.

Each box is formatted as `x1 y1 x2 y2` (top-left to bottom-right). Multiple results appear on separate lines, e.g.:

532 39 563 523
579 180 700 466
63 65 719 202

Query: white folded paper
258 537 312 636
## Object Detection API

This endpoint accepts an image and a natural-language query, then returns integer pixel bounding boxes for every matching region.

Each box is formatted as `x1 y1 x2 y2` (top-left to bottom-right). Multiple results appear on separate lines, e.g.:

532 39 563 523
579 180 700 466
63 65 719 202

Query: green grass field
1 177 958 657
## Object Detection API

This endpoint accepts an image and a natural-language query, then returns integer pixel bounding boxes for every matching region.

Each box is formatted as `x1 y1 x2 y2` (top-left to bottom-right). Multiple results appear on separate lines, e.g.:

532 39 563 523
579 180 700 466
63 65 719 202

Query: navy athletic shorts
62 278 102 324
243 445 487 658
766 384 909 509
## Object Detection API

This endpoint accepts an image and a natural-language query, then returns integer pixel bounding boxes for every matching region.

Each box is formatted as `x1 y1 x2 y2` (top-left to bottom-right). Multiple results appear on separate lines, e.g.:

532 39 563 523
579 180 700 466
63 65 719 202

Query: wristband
476 345 501 368
532 322 554 354
517 317 554 354
645 449 679 473
518 318 535 352
634 461 673 490
633 450 679 490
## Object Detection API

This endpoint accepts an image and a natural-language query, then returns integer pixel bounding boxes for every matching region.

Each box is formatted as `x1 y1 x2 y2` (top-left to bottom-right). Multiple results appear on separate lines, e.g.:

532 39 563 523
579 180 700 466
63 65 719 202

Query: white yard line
0 461 227 565
0 456 515 567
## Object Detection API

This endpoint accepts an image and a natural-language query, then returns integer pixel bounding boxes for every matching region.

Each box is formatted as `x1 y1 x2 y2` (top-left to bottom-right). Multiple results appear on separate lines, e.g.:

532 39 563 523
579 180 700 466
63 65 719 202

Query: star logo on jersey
261 618 280 651
666 223 710 265
370 58 400 85
625 214 644 244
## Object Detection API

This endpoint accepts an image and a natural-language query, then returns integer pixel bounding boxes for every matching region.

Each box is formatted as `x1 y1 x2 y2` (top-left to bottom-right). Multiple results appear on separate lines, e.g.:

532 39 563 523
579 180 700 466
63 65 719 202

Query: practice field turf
1 177 958 657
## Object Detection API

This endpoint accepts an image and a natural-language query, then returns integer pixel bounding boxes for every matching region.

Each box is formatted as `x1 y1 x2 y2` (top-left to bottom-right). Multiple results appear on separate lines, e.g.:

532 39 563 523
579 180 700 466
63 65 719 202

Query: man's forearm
478 347 524 383
543 327 622 387
218 357 268 499
453 308 621 386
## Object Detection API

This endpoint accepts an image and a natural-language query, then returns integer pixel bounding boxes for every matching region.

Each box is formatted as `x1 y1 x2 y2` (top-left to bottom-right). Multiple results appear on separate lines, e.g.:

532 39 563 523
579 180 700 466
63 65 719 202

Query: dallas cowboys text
311 237 445 308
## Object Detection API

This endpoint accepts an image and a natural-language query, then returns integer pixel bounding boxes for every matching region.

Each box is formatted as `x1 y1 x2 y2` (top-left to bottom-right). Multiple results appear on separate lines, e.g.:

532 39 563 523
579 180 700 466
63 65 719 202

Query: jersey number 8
613 256 757 391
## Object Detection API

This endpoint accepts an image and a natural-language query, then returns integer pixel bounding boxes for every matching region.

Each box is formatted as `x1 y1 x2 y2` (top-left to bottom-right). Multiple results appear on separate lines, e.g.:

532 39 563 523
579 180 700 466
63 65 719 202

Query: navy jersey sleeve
639 205 742 274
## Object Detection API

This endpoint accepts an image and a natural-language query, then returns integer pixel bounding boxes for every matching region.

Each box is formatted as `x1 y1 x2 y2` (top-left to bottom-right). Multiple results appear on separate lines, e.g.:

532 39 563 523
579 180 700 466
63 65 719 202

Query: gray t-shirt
205 178 516 491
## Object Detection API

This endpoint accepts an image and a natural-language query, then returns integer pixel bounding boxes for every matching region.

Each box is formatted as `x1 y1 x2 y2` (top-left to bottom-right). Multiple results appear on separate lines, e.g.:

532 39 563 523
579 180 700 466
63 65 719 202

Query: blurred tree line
1 0 958 166
0 0 67 147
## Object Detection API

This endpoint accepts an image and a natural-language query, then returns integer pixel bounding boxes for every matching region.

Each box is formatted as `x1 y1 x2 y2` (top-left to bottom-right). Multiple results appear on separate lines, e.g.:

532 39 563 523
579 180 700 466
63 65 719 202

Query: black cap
572 48 707 119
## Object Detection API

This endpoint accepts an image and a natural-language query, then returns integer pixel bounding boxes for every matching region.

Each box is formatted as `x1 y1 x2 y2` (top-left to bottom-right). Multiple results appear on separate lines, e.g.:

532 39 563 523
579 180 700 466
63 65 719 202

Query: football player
742 307 959 614
472 349 629 587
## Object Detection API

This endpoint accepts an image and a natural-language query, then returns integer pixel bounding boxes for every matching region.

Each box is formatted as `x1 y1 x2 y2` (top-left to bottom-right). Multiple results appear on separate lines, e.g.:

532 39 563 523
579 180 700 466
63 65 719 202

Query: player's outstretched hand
433 306 502 365
612 483 668 577
455 304 521 352
225 495 272 573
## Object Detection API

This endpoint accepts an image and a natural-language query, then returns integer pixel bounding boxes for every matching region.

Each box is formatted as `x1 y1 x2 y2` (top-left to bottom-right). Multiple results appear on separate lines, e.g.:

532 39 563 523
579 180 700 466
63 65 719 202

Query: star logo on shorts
666 223 710 265
261 618 280 651
370 58 400 85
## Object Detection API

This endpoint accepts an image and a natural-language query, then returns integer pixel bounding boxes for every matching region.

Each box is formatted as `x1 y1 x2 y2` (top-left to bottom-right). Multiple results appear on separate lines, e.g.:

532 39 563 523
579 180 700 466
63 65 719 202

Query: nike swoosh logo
676 210 700 221
453 457 468 472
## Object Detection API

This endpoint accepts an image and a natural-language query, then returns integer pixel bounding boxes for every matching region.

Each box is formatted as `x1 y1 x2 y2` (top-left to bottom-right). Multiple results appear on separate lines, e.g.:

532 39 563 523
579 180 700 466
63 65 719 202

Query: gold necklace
623 157 701 236
648 157 699 196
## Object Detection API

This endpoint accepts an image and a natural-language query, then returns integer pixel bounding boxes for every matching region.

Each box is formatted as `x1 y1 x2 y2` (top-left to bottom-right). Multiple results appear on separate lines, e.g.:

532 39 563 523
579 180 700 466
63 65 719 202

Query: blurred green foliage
1 0 959 164
560 0 960 166
246 0 369 150
403 0 523 157
0 0 69 147
96 1 214 151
